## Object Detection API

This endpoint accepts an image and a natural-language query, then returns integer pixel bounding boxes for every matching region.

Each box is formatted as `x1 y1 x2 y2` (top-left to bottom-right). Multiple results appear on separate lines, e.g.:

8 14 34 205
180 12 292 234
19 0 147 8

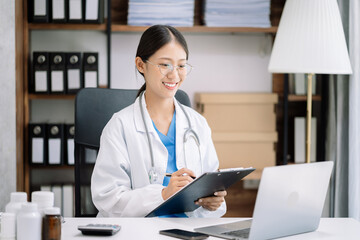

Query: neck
144 91 175 119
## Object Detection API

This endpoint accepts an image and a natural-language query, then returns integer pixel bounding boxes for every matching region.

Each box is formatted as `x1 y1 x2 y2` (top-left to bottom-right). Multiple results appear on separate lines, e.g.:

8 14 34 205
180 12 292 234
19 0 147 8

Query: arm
91 117 164 217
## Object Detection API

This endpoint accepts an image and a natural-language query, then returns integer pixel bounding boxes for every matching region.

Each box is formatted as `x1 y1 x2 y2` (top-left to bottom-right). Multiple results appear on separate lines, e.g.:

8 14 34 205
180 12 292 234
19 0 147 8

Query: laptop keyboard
221 228 250 239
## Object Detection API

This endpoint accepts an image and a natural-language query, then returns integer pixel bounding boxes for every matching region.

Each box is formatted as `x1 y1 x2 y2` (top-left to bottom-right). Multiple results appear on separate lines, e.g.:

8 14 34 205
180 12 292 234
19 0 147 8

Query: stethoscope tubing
139 92 156 168
139 91 202 183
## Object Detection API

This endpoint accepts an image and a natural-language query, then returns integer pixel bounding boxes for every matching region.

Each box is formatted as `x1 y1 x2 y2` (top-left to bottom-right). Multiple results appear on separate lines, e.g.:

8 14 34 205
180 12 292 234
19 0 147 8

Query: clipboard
145 167 255 217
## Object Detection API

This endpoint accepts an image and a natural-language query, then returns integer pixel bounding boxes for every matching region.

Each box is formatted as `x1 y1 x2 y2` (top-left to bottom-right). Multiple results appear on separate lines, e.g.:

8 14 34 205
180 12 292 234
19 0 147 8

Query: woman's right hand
161 168 196 200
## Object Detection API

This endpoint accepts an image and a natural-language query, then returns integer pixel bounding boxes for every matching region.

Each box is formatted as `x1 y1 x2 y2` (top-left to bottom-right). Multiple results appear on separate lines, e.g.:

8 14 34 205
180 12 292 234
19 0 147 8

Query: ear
135 57 145 73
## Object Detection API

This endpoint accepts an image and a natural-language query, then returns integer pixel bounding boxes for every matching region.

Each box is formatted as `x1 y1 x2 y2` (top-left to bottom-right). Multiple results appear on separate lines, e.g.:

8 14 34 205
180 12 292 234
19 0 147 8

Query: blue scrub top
152 111 187 218
152 112 177 187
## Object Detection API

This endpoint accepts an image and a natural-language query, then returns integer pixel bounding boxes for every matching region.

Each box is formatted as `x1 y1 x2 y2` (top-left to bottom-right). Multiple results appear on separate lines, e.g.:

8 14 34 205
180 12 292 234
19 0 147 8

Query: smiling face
136 40 188 101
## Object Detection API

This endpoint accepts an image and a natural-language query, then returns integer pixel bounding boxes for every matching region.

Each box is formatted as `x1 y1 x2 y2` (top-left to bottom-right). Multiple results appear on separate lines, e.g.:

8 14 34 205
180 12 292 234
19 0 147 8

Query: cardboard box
213 132 277 180
196 93 278 132
195 93 278 180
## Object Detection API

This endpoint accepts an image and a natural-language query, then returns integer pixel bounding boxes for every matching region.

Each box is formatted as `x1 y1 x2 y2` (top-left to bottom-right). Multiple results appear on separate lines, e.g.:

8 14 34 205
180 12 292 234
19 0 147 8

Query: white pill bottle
16 203 42 240
5 192 27 214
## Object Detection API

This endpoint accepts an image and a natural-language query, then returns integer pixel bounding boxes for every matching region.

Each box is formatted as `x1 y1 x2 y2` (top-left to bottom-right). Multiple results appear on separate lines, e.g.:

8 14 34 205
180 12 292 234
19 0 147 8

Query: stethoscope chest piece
148 167 159 184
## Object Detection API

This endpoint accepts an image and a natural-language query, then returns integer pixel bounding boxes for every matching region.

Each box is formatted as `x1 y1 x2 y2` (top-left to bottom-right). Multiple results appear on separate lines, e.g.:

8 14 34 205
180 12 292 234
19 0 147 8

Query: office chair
74 88 191 217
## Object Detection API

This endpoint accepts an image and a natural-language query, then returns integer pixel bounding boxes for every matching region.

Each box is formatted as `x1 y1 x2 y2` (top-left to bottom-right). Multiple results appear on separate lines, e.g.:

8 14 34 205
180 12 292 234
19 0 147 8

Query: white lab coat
91 94 226 217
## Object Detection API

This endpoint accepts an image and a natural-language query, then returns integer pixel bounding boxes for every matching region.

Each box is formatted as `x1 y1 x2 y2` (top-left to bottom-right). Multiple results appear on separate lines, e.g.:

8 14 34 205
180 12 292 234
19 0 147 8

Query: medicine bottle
31 191 54 216
16 202 42 240
5 192 27 214
1 212 16 240
42 207 61 240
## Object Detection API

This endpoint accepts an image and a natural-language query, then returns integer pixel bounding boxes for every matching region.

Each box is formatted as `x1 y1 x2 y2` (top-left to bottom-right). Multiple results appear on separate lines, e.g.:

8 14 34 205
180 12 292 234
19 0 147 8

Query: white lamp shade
268 0 352 74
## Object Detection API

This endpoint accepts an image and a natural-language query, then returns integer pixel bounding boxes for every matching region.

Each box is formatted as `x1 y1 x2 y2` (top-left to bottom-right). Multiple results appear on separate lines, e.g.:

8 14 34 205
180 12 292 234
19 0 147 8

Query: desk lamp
268 0 352 163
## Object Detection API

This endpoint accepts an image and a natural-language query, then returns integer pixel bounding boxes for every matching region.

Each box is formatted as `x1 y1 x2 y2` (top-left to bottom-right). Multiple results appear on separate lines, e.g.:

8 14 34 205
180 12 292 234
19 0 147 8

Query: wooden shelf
111 25 278 33
28 94 76 100
28 23 278 33
288 95 321 102
30 165 75 170
28 23 107 31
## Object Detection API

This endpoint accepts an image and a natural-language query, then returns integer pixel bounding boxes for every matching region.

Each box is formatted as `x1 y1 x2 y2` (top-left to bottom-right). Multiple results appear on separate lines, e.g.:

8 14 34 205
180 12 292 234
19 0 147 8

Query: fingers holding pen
173 168 196 179
162 168 196 200
168 168 196 187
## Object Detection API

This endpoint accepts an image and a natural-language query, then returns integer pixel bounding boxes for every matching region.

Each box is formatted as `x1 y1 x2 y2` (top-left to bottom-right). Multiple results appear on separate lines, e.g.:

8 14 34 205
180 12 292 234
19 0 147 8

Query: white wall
0 1 16 211
111 32 273 105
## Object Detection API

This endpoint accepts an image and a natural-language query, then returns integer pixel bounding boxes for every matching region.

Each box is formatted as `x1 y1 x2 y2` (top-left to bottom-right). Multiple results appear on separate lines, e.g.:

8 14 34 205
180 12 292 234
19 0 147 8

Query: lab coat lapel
133 93 168 181
134 94 155 133
174 99 188 170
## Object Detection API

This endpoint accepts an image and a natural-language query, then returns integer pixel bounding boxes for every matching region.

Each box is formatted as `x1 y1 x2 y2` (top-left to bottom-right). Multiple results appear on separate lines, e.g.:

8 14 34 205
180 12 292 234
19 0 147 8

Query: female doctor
91 25 227 217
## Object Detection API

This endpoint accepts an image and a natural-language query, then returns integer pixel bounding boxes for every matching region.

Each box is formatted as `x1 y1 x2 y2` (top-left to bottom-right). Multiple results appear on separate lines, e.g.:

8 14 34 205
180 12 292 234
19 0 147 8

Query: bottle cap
31 191 54 208
10 192 27 203
20 202 38 212
44 207 61 215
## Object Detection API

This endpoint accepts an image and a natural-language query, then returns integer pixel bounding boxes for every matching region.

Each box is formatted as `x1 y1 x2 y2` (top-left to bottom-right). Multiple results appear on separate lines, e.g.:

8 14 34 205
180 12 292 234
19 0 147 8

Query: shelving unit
273 74 327 165
16 0 287 216
18 0 111 196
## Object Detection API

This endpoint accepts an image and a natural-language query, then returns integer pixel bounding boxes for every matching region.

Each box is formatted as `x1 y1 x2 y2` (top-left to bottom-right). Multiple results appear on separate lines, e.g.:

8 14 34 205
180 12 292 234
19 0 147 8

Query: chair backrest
74 88 191 217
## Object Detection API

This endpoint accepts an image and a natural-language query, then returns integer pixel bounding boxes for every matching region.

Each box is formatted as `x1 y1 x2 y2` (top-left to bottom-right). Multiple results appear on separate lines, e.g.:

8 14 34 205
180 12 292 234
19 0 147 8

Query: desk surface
62 217 360 239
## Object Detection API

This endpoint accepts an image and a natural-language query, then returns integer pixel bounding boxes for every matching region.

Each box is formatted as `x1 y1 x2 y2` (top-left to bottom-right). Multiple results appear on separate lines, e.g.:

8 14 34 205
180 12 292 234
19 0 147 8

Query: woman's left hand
195 190 227 211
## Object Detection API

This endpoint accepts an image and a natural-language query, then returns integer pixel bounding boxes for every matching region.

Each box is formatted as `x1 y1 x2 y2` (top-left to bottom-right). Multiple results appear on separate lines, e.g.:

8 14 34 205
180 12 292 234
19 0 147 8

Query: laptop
194 161 333 240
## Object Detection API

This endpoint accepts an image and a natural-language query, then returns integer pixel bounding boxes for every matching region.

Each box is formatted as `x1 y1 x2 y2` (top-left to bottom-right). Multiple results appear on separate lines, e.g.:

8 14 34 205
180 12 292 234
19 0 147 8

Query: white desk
62 217 360 239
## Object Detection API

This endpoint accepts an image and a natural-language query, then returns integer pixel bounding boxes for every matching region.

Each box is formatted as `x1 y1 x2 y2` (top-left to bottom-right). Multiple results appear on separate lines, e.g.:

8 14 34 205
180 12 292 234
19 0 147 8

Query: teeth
163 82 176 87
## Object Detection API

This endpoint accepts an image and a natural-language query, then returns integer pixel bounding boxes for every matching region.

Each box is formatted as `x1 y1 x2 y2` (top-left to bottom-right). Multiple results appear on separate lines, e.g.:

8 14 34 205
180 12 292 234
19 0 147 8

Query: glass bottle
42 207 61 240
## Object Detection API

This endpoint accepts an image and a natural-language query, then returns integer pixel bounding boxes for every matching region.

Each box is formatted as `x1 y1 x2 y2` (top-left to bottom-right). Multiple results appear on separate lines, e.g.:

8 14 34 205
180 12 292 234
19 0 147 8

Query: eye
178 64 186 69
159 63 171 69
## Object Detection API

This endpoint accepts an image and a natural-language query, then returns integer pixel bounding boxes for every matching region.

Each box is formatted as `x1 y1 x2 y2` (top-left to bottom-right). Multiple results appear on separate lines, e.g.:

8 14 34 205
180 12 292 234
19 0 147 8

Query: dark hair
136 25 189 97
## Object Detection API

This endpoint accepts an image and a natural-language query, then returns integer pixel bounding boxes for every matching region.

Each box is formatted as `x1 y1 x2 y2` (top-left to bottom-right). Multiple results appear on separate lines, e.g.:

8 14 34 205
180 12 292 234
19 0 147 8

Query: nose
166 67 180 79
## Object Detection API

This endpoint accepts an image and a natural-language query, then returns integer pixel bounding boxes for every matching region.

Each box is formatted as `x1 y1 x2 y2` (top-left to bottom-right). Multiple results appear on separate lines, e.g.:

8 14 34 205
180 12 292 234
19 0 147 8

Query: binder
32 52 50 94
52 185 63 215
29 0 50 23
29 123 47 165
66 52 82 94
84 0 104 23
40 185 51 191
50 52 66 94
294 73 306 95
51 0 67 23
62 184 74 217
65 124 75 165
83 52 99 88
68 0 83 23
48 124 64 165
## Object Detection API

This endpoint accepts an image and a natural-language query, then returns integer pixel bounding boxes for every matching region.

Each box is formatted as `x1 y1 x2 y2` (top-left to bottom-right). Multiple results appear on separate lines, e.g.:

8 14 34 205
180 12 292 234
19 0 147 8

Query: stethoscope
139 91 202 184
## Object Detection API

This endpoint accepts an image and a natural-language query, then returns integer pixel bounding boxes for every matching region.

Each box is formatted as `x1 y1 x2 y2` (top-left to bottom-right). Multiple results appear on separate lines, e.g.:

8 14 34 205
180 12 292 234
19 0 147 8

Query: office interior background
0 0 359 221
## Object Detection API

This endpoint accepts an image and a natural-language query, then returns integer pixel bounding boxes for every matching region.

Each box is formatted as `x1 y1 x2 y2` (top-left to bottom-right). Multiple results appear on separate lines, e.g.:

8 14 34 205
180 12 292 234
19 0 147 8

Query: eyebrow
157 57 187 61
